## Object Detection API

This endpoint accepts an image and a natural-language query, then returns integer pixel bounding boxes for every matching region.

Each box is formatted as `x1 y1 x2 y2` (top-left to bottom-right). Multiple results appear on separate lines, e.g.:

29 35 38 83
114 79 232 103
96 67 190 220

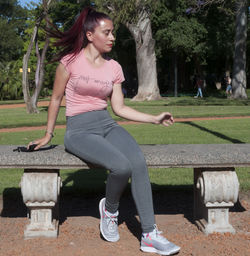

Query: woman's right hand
27 133 52 151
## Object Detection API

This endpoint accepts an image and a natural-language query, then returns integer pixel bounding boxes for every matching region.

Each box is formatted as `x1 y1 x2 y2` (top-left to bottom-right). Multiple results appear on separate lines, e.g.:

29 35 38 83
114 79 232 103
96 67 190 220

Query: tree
188 0 248 98
22 0 53 113
231 0 248 99
152 0 207 94
95 0 161 101
49 0 91 30
0 0 27 100
0 0 27 62
0 60 23 100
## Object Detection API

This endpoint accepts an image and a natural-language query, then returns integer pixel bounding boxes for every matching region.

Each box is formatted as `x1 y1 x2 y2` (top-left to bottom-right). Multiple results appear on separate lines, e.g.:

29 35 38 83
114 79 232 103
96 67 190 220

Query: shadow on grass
183 121 245 144
0 169 246 241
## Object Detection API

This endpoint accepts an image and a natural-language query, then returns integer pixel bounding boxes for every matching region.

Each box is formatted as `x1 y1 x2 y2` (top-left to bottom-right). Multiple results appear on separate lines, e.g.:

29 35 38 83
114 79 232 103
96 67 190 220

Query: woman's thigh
104 126 146 169
64 131 132 173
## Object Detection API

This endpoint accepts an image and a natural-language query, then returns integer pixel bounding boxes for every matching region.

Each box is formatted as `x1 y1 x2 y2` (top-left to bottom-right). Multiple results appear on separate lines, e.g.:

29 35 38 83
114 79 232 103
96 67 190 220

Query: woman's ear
86 31 93 42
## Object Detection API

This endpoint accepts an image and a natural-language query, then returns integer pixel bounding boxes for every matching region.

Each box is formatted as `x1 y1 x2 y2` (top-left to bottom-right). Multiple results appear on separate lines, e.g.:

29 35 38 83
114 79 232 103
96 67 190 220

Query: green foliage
49 0 91 30
152 0 207 59
0 60 23 100
1 0 249 100
0 18 24 61
155 17 207 59
20 1 63 97
197 1 236 75
95 0 154 25
0 0 27 62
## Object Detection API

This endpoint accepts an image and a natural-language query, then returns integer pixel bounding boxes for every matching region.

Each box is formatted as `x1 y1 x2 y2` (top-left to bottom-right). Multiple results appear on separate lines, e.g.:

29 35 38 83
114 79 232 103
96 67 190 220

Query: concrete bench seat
0 144 249 238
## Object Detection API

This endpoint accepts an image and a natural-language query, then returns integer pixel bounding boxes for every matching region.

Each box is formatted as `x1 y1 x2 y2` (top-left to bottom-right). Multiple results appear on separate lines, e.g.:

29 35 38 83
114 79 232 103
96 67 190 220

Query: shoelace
104 210 118 231
150 224 170 244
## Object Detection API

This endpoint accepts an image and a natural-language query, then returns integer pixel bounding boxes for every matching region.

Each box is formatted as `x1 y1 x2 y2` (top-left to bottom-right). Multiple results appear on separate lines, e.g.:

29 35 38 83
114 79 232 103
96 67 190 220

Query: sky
19 0 41 8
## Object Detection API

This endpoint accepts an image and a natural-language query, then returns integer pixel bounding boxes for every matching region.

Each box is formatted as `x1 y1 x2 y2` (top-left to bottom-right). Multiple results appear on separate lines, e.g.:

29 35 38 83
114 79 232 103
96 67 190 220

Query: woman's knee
110 157 132 178
130 155 148 175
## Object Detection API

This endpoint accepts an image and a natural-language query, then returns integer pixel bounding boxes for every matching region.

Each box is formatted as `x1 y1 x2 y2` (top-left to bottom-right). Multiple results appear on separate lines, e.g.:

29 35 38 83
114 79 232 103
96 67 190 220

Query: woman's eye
103 30 113 36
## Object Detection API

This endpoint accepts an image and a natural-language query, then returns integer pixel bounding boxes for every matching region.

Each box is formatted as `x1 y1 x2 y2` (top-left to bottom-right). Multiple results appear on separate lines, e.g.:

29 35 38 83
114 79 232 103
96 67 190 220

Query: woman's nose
110 33 115 41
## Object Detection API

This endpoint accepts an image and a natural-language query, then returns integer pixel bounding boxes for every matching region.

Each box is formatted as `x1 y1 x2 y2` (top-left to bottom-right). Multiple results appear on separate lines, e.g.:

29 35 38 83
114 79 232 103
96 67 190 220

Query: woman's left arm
110 84 174 127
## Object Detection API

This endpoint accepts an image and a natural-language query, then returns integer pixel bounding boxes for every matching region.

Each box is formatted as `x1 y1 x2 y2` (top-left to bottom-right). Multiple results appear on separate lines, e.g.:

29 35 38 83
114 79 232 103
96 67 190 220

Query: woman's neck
83 45 104 66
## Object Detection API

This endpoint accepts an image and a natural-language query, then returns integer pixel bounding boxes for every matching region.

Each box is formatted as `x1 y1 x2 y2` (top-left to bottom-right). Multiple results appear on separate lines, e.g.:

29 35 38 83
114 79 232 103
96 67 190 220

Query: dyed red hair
47 7 112 62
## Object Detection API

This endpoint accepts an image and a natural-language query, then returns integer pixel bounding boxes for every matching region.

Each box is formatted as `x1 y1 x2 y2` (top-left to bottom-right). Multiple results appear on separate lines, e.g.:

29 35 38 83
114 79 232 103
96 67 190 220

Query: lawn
0 119 250 194
1 96 250 129
0 97 249 195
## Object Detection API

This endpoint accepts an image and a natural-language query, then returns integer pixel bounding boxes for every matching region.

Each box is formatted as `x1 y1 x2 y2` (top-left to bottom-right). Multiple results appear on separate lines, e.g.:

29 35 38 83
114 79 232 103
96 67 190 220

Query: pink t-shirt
60 50 125 116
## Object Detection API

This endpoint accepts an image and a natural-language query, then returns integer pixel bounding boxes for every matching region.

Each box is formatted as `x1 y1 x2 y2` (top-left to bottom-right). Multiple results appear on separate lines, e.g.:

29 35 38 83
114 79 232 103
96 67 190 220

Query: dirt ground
0 190 249 256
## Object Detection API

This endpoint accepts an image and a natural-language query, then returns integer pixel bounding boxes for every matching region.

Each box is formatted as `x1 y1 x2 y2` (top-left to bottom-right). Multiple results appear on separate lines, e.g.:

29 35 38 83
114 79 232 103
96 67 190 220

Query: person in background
28 7 180 256
194 75 203 98
225 76 232 97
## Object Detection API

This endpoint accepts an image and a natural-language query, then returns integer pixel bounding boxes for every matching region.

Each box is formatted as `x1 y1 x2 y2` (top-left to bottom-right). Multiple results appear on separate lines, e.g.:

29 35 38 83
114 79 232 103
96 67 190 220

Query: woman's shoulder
61 51 82 64
60 50 84 73
105 58 124 83
106 58 122 69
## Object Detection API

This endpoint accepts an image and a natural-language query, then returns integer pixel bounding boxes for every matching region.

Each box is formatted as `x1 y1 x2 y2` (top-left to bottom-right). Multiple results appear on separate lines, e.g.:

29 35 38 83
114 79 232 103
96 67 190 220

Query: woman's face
87 19 115 53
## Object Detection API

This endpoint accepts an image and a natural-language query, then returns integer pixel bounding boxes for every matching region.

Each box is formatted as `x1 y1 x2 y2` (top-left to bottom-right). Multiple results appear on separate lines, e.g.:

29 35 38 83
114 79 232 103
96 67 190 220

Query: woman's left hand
154 112 174 127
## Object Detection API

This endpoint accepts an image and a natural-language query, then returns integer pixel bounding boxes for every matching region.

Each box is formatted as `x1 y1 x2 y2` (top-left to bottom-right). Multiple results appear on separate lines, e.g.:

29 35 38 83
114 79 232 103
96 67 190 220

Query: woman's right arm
27 63 70 150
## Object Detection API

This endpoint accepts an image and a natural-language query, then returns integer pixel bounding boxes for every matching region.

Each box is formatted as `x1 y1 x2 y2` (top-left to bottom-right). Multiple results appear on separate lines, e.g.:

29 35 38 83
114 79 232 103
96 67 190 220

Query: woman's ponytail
47 7 91 62
47 7 111 62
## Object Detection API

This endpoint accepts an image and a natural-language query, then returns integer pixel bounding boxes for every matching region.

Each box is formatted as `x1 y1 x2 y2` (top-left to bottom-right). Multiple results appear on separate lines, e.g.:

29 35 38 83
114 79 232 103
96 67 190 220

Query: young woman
28 7 180 255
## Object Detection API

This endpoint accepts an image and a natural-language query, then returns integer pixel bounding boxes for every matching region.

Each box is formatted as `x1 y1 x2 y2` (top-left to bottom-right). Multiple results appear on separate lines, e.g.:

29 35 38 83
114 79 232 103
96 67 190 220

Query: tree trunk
32 25 50 109
127 10 161 101
22 23 40 113
22 0 52 113
174 50 178 97
232 0 247 99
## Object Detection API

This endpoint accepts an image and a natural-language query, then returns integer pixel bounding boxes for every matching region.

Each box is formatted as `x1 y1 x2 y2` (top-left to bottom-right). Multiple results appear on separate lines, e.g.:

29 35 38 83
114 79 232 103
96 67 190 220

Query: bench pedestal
20 169 61 239
194 168 239 235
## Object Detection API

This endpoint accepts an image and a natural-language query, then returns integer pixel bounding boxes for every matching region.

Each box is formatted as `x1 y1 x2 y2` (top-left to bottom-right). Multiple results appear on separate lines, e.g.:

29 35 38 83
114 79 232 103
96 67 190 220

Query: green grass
0 93 250 129
149 167 249 192
0 118 250 195
124 119 250 144
0 100 250 129
1 118 250 145
0 106 66 129
0 167 248 196
0 97 250 195
0 97 50 105
165 96 250 106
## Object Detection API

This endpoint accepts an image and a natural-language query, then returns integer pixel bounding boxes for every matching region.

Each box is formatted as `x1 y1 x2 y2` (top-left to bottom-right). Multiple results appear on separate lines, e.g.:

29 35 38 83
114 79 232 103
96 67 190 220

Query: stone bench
0 144 249 239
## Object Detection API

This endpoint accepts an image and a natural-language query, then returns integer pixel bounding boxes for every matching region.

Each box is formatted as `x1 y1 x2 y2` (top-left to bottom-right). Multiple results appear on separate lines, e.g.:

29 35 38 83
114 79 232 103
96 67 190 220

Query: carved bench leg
194 168 239 235
20 169 61 239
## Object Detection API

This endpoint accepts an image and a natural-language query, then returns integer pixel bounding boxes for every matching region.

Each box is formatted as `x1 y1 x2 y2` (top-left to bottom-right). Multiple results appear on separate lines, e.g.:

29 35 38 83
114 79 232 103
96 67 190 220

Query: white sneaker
140 225 180 255
99 198 120 242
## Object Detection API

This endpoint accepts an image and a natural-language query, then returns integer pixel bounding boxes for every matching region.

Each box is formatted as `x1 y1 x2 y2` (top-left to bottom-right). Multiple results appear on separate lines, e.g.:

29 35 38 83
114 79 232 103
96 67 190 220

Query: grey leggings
64 110 155 233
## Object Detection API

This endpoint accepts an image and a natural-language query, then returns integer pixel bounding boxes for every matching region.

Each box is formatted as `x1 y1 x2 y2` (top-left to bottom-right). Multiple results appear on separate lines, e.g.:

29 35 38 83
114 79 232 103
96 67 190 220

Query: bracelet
45 130 54 138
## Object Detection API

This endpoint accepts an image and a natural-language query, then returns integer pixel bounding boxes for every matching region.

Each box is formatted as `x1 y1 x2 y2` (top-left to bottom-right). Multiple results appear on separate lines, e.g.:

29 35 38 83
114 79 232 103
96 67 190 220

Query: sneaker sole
140 246 180 255
99 198 120 243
